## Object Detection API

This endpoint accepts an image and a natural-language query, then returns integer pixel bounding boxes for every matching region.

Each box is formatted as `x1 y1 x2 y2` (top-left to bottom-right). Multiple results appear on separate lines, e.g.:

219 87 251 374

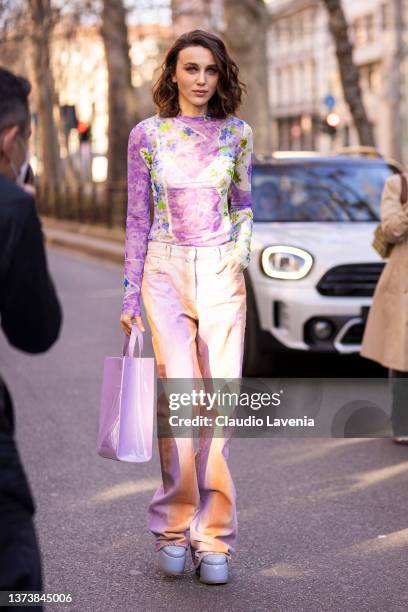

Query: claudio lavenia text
168 415 315 428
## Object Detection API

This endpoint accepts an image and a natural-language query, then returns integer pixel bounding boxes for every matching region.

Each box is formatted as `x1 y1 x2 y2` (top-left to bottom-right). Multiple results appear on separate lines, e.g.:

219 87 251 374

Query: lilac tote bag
97 325 155 462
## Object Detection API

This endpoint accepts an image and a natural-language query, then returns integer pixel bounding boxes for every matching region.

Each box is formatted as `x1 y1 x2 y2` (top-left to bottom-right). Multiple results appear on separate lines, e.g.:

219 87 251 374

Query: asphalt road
1 246 407 612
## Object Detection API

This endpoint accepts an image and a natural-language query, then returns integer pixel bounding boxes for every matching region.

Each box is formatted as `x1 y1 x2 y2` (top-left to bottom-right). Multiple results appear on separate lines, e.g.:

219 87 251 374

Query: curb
43 226 124 265
41 216 125 243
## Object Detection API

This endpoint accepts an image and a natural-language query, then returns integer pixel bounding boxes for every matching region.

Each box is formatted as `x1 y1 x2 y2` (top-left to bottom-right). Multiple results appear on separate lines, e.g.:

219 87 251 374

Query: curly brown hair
152 29 247 119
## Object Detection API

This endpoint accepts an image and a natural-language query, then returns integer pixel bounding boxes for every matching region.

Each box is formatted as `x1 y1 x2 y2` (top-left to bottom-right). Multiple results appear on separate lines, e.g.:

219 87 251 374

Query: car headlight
261 245 314 280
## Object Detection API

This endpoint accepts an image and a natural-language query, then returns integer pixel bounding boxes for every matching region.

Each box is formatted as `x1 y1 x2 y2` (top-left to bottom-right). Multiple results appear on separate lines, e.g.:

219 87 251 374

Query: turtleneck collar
176 112 211 121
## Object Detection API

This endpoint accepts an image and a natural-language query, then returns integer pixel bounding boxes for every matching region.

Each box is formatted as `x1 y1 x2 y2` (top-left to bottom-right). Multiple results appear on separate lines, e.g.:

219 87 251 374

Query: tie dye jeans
141 240 247 569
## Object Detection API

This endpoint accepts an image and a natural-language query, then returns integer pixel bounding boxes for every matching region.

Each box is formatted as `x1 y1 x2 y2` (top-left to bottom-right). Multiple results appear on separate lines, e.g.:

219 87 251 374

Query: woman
360 172 408 444
119 29 253 584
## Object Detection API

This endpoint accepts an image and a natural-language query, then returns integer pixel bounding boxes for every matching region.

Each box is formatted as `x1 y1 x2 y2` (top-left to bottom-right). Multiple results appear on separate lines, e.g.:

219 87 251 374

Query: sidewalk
41 216 125 264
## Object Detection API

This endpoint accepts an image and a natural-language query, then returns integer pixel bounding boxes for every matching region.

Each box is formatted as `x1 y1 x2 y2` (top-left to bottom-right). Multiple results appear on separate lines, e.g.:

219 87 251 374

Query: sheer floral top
122 112 254 317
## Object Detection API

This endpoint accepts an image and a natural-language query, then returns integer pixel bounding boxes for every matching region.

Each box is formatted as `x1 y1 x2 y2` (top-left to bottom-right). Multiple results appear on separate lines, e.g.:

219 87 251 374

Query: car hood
251 221 383 263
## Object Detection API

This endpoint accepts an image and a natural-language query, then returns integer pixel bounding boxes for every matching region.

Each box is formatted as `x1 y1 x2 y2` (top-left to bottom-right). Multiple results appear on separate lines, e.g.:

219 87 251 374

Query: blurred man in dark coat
0 67 62 595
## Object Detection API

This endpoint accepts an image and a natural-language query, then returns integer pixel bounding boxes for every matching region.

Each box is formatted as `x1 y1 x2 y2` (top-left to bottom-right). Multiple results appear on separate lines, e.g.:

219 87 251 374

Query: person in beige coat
360 172 408 443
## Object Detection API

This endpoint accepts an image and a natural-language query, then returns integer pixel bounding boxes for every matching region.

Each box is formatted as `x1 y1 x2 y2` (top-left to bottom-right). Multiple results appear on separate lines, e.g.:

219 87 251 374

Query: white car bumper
254 281 372 354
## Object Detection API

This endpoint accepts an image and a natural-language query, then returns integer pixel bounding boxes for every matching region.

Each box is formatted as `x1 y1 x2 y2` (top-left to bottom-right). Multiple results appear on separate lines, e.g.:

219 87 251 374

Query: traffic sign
323 94 336 109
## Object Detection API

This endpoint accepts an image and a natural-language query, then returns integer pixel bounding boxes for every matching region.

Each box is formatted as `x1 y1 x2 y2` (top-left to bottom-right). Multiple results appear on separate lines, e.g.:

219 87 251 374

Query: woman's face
172 45 219 113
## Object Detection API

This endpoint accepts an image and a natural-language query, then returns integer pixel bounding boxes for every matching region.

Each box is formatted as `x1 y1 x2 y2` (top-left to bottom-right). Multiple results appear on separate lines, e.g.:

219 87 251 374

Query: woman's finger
121 319 132 335
132 316 145 333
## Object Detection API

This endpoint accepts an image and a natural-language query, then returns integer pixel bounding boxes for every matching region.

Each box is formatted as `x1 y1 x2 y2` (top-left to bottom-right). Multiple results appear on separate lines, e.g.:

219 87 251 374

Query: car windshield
252 162 397 222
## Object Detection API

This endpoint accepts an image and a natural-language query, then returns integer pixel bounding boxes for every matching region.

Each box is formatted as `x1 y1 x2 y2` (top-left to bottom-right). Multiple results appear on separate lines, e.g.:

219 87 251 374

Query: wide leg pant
141 240 247 568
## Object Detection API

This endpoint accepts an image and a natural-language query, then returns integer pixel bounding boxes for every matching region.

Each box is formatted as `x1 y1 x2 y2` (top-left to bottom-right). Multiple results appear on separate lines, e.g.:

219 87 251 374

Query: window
358 63 381 93
367 63 380 92
298 12 304 38
293 64 299 101
298 63 305 101
292 12 304 42
275 68 282 106
286 16 293 44
380 2 391 30
365 14 375 43
285 65 293 103
354 17 367 47
299 8 315 44
275 23 281 46
303 60 313 101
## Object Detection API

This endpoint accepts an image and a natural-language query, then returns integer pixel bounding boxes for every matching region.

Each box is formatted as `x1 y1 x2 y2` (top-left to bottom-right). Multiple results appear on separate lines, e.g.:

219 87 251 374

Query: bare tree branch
322 0 376 147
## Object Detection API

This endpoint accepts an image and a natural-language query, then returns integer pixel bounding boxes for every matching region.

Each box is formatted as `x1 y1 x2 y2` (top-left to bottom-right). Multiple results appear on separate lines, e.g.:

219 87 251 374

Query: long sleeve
0 194 62 353
380 173 408 243
227 122 254 269
122 122 152 317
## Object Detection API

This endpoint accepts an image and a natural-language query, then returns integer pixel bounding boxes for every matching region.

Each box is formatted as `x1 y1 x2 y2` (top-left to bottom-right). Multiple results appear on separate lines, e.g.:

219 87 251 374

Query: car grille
316 263 385 297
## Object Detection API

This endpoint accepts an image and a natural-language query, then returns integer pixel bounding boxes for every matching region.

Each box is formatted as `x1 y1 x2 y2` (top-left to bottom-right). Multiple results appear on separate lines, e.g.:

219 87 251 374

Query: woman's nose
196 72 207 85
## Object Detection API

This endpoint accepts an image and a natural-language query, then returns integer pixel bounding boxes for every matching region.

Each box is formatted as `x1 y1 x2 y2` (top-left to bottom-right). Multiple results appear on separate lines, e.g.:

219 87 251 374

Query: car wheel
243 272 275 377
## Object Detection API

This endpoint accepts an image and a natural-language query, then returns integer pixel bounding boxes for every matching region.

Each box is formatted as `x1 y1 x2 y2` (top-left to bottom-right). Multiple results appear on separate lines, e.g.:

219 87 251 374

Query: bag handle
123 325 144 358
400 173 408 204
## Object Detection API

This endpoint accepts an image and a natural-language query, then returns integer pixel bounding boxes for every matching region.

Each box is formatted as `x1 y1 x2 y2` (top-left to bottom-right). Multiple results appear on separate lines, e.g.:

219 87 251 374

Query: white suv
243 151 401 375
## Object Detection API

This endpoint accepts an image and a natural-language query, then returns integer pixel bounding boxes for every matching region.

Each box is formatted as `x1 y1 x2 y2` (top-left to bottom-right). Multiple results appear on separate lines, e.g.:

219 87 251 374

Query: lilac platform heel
157 545 187 575
197 553 229 584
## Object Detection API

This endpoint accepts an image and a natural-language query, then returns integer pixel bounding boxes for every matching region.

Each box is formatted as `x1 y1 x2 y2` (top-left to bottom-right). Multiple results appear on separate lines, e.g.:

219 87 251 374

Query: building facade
267 0 326 151
267 0 408 163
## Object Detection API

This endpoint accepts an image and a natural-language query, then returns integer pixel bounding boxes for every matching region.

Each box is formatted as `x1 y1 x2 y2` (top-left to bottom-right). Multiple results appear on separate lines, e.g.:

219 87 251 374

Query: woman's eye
185 66 218 74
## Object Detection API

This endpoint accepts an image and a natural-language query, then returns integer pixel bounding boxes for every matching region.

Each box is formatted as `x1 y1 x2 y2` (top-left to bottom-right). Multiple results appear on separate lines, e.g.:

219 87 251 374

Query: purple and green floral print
122 112 254 317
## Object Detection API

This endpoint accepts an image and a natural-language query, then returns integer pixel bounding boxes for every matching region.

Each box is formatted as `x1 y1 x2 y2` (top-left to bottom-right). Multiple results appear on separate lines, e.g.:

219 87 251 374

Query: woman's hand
120 313 145 336
215 256 244 274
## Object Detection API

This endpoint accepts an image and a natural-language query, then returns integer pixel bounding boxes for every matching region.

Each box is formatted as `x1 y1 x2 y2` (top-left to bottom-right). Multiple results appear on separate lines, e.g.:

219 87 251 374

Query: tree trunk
101 0 134 226
322 0 376 147
28 0 62 214
223 0 271 154
171 0 212 37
